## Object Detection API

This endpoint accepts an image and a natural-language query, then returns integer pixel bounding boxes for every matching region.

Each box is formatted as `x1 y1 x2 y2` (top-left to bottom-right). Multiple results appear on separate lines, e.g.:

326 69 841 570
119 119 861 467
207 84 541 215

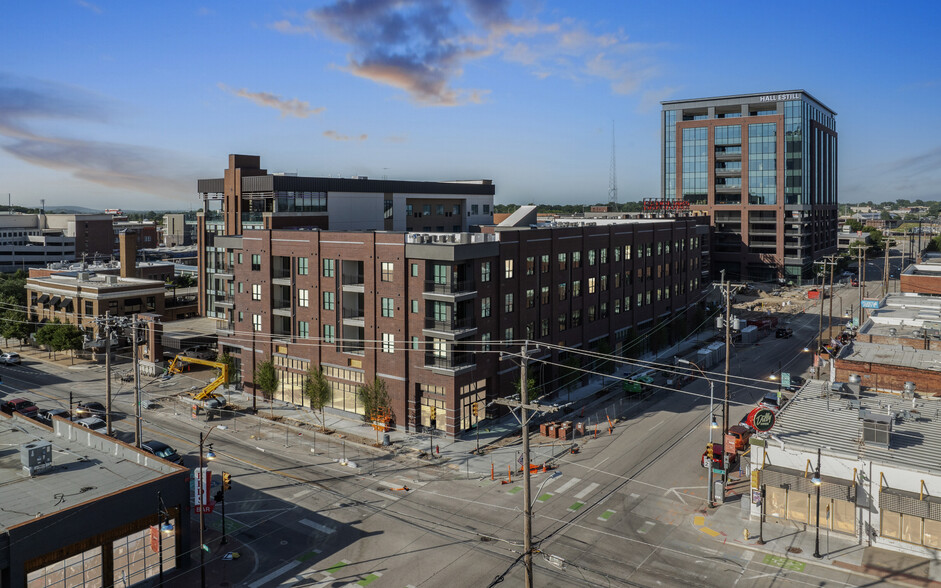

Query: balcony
424 352 475 372
273 297 292 316
342 307 365 326
342 340 365 354
424 279 475 295
423 316 477 339
215 321 235 336
240 211 265 225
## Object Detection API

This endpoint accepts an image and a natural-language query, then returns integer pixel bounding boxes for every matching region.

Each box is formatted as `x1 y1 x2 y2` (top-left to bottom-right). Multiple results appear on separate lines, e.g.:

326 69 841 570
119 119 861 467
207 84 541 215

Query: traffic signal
214 490 224 503
429 406 437 421
222 471 232 491
471 402 478 418
706 443 714 461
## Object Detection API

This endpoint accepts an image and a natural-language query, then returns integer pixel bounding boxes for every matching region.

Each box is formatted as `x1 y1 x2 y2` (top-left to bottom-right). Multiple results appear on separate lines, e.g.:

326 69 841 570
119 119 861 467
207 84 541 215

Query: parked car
0 352 21 365
74 401 107 419
36 407 71 425
182 346 217 361
851 278 859 287
727 424 754 452
75 417 109 434
141 440 184 464
775 328 793 339
1 398 39 419
758 392 781 409
784 375 805 392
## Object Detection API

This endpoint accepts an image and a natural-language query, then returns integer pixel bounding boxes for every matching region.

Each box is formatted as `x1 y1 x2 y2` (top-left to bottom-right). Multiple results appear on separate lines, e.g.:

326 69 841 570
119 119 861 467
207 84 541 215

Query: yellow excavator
167 355 229 407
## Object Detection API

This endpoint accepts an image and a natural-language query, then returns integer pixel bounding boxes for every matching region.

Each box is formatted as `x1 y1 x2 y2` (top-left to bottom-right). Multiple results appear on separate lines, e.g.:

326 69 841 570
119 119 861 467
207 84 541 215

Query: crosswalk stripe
554 477 581 494
299 518 335 534
575 482 599 499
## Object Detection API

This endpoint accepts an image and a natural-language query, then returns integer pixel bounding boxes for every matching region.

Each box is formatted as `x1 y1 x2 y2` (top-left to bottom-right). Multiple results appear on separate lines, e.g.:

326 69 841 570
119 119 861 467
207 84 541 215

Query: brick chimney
119 231 138 278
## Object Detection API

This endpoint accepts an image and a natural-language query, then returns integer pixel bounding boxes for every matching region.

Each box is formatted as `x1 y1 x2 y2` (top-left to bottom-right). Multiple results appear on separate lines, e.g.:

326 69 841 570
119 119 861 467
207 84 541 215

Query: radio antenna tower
608 120 618 209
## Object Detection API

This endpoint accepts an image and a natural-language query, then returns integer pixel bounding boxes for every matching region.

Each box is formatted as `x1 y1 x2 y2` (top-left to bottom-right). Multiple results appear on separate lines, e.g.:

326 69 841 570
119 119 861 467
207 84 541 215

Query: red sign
724 434 737 456
194 503 215 514
642 198 692 213
150 525 159 553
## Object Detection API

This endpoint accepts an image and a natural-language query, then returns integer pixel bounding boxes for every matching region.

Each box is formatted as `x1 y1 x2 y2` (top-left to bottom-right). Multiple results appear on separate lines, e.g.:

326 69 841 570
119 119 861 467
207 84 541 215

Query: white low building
750 380 941 559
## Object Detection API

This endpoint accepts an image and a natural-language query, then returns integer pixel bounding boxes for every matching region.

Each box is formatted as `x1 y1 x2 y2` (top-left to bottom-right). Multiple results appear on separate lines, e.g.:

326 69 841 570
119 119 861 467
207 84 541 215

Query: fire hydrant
743 528 750 540
435 445 440 454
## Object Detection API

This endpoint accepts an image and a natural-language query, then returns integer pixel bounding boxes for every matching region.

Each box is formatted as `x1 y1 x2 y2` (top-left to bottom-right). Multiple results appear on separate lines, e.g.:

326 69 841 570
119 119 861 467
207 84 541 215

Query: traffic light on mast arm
222 471 232 491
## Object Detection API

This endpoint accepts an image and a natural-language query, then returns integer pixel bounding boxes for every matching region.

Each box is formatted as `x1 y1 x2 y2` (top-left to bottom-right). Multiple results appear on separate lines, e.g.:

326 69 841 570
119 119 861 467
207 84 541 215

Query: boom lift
168 355 228 406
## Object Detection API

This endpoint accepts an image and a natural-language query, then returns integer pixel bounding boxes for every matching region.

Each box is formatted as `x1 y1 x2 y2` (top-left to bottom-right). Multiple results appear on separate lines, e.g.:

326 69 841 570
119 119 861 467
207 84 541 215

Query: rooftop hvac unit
860 409 891 448
20 440 52 476
889 328 897 336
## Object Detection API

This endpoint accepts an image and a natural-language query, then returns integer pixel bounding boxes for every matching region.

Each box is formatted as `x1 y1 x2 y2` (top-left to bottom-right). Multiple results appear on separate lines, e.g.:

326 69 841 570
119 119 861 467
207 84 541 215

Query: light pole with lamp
812 447 823 559
677 358 718 507
198 428 218 588
156 491 174 586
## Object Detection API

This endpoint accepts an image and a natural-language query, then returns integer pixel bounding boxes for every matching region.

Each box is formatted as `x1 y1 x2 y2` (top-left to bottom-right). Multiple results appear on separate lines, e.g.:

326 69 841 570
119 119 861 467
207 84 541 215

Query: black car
141 440 184 464
74 401 107 419
784 375 806 392
36 408 71 426
775 328 793 339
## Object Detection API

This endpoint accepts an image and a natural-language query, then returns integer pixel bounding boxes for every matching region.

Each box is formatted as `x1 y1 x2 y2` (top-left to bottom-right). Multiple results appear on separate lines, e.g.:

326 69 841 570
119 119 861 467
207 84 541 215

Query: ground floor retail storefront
760 466 857 536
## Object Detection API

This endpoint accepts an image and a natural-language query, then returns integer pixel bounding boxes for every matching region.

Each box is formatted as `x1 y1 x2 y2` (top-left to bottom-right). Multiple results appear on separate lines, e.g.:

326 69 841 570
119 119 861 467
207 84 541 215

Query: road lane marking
292 488 313 499
248 560 303 588
597 509 615 521
575 482 599 499
537 493 552 502
299 518 336 534
698 526 720 537
355 571 382 586
554 477 580 494
326 560 350 574
569 502 584 511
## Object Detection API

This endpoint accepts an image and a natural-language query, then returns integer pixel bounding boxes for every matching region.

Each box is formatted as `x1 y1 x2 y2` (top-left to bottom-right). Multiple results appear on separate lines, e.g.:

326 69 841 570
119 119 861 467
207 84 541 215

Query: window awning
49 296 61 307
37 294 49 304
760 464 856 501
61 298 73 310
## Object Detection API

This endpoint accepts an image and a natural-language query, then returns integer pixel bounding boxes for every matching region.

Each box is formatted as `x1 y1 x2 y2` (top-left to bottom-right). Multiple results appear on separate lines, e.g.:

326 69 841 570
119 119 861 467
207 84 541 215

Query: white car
0 352 21 365
75 417 108 433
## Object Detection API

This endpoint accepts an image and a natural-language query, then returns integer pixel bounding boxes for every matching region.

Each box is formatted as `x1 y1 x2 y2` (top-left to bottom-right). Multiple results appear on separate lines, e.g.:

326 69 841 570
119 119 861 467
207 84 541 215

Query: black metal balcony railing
273 297 292 310
343 341 365 354
272 267 291 279
424 279 475 294
424 353 474 369
424 316 475 331
342 308 365 319
241 211 265 224
342 273 365 286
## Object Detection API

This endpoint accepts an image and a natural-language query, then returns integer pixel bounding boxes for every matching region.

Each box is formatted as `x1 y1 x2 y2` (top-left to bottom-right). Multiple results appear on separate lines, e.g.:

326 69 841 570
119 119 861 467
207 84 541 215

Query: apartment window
665 287 671 299
238 282 244 293
657 242 663 255
637 246 643 259
600 248 608 264
483 204 490 214
600 276 608 291
525 322 535 339
588 306 596 322
381 262 394 282
572 251 581 268
600 302 608 318
297 257 309 275
624 296 631 310
323 324 335 343
558 253 567 271
646 245 652 257
573 280 581 297
540 318 549 336
252 314 262 332
481 261 491 282
588 250 596 265
298 289 309 307
526 289 535 308
656 288 662 301
504 327 513 341
433 264 448 285
481 297 491 318
665 241 671 254
588 278 596 294
251 284 262 301
636 293 643 307
571 309 581 327
526 256 535 275
251 254 261 271
412 336 419 350
471 204 479 215
323 259 335 277
453 204 461 215
504 293 514 313
323 292 335 310
614 273 620 288
298 321 309 338
411 263 419 277
614 299 621 314
540 286 550 304
411 300 419 313
504 259 514 279
540 255 550 273
613 247 620 262
382 333 395 353
423 204 431 216
625 245 631 260
436 204 444 215
238 253 243 264
381 297 395 317
646 266 652 278
558 282 567 300
481 332 491 351
646 291 652 304
238 311 243 321
657 265 662 278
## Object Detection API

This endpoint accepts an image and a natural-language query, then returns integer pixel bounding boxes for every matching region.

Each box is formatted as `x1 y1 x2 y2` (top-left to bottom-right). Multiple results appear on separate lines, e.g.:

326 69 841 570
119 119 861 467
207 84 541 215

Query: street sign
193 467 211 507
781 372 791 388
752 490 762 505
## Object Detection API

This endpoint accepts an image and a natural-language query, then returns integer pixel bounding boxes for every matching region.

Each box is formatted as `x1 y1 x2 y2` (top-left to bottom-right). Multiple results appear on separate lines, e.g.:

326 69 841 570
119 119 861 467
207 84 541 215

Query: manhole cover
280 540 288 546
787 547 803 554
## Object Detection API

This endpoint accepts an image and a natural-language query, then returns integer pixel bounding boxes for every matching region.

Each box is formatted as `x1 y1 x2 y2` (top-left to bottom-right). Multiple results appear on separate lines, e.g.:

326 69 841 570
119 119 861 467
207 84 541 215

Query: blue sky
1 1 939 210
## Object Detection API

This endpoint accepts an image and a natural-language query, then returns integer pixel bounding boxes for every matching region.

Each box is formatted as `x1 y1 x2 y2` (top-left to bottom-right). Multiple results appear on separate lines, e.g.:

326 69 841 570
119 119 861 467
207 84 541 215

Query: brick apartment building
197 155 704 435
661 90 838 282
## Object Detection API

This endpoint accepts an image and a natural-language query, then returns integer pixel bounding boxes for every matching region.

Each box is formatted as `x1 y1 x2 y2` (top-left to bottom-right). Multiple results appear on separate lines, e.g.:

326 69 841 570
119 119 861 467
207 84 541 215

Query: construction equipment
168 355 228 406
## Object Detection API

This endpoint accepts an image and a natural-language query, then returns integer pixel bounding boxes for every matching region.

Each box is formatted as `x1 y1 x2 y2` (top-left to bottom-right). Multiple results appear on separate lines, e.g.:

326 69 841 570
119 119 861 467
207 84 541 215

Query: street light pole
678 358 715 507
198 427 218 588
813 447 823 559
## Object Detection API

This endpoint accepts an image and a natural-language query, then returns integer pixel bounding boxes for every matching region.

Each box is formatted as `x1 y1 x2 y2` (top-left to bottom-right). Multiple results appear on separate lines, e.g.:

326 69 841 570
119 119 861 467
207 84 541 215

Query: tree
216 352 237 386
357 377 392 424
0 295 30 346
51 323 84 365
304 367 332 431
880 210 892 221
513 373 539 402
253 360 279 416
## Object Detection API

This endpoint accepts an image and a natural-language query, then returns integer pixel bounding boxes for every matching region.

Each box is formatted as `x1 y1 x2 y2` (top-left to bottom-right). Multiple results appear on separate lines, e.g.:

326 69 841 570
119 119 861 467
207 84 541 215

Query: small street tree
51 323 84 365
0 295 30 346
35 320 62 359
304 367 331 431
216 352 237 386
357 377 392 424
253 360 279 417
513 373 539 402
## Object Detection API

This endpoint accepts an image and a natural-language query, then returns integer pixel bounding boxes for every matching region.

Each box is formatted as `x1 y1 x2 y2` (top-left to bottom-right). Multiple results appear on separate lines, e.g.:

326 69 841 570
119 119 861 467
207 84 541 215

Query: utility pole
856 244 867 325
883 242 890 297
251 330 257 414
816 265 826 380
132 314 142 448
103 312 113 436
495 342 558 588
827 257 835 338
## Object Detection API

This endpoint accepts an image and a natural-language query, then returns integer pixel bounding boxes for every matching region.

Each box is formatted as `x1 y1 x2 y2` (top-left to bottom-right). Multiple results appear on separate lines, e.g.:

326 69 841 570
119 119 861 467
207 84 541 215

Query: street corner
690 513 727 540
203 537 256 586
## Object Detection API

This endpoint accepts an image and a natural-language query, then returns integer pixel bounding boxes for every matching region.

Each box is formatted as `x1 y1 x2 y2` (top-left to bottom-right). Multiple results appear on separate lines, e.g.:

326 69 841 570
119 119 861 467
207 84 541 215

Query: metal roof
838 341 941 372
773 380 941 474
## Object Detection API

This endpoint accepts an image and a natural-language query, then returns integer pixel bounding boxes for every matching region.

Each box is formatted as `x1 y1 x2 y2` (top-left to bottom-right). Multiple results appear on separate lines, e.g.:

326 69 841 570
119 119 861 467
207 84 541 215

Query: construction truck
167 355 229 410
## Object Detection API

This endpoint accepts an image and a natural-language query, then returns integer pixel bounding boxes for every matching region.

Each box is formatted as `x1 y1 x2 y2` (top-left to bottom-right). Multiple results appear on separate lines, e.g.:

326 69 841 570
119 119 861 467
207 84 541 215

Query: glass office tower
661 91 837 283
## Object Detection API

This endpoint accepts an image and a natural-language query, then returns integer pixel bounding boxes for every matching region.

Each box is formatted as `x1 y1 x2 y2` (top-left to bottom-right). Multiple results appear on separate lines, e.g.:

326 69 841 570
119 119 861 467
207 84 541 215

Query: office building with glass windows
662 91 838 282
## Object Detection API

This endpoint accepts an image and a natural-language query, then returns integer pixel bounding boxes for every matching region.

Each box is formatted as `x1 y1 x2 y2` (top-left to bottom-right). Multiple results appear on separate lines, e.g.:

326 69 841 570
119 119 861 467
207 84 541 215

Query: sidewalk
698 475 941 586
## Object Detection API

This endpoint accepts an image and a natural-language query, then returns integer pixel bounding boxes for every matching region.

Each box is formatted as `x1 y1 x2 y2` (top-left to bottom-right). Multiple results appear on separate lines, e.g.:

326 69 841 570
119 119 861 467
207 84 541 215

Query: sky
1 1 940 211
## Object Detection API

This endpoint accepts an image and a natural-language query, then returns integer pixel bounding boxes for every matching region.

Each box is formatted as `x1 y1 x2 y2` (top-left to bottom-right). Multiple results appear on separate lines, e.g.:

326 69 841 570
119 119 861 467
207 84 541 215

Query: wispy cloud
0 74 195 200
324 130 367 142
272 0 661 106
76 0 102 14
218 83 324 118
385 134 408 143
844 147 941 201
